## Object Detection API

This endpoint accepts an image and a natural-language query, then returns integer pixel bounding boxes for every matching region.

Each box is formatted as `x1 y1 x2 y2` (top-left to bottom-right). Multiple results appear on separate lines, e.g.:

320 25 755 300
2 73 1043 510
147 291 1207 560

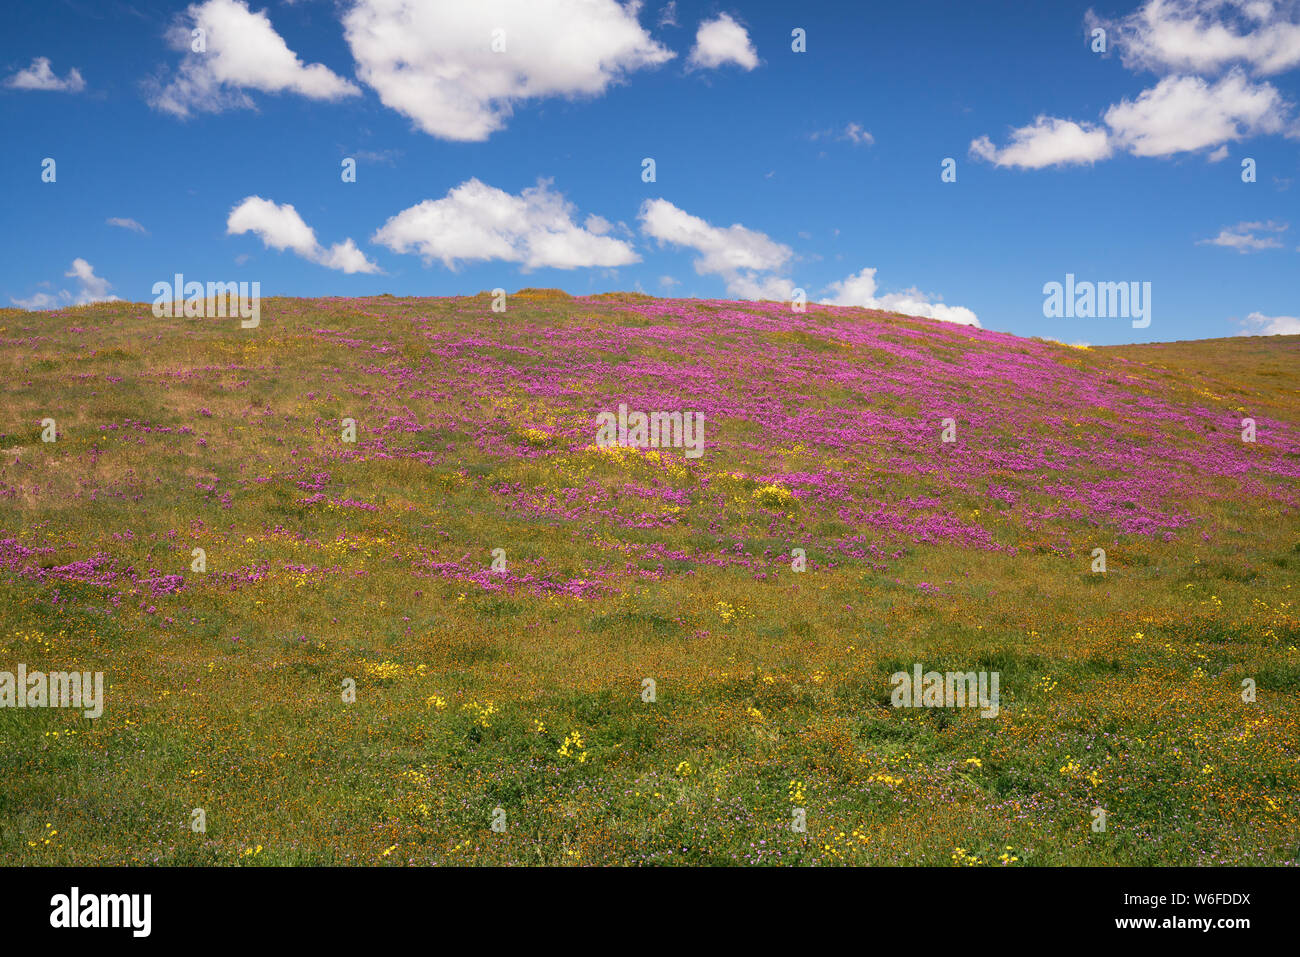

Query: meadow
0 290 1296 866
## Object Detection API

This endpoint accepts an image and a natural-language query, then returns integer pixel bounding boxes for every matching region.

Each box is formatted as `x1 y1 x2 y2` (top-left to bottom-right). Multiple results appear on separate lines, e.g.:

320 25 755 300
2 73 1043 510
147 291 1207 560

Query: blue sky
2 0 1297 344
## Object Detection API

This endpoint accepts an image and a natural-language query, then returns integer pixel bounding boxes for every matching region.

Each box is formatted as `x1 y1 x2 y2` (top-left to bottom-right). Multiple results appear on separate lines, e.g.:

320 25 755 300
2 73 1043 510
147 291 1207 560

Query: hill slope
1 294 1297 865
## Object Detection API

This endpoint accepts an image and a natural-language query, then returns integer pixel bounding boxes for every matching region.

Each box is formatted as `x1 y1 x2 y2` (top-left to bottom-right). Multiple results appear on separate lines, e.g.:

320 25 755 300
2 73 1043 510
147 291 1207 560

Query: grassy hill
1 293 1297 865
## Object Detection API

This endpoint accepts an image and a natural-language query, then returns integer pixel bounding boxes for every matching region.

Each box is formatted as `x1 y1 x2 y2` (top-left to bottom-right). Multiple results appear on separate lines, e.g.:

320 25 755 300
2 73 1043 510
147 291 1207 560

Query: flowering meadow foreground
1 290 1297 866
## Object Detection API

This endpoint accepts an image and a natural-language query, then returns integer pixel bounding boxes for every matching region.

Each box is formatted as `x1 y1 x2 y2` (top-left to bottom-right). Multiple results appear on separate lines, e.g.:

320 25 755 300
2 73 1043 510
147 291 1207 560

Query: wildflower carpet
1 290 1296 865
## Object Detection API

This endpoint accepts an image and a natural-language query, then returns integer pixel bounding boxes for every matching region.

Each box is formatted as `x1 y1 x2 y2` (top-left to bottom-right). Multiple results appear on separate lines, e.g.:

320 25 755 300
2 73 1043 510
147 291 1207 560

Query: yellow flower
752 484 797 508
557 730 587 761
951 847 982 866
462 700 498 728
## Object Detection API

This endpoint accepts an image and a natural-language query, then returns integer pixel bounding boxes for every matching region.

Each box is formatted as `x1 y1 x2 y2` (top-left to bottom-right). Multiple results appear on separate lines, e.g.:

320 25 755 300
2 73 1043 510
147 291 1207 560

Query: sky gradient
2 0 1298 344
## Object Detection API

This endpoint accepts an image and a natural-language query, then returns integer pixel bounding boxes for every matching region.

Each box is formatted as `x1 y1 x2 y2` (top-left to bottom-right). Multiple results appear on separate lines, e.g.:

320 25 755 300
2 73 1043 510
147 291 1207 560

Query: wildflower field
1 290 1297 866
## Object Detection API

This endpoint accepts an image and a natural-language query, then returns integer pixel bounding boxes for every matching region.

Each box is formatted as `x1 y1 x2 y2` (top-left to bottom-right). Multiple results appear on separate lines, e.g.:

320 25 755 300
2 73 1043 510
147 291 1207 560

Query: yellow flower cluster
752 484 797 508
557 731 587 762
360 660 426 681
462 701 498 728
518 428 552 446
27 823 59 848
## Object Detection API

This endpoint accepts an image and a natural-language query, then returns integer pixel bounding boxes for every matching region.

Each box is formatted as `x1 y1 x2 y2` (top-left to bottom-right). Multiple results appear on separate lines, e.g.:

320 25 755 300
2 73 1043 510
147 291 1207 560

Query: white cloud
658 1 679 28
317 238 379 274
1089 0 1300 76
227 196 380 273
1198 219 1289 250
1237 310 1300 334
373 178 638 270
727 273 798 301
65 259 117 302
811 123 875 146
107 217 148 234
842 122 874 145
970 116 1114 168
12 292 65 310
342 0 673 141
148 0 359 117
1104 68 1287 156
976 1 1298 171
11 259 118 310
4 57 85 92
974 68 1289 168
687 13 759 70
353 148 402 166
820 267 980 327
638 198 792 296
639 199 978 324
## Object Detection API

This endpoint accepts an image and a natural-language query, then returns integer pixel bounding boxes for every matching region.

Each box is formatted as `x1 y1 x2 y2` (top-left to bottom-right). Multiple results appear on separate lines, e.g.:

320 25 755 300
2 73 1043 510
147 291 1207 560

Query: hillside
1 293 1297 865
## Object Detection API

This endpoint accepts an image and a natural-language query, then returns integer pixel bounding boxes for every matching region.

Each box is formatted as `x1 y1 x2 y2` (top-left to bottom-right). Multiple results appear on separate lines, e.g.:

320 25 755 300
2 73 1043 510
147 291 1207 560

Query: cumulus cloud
342 0 673 141
4 57 85 92
1088 0 1300 76
687 12 759 70
65 259 117 302
107 217 148 234
639 199 978 324
973 69 1288 166
148 0 359 117
11 259 118 310
372 178 638 270
1237 310 1300 334
970 116 1114 168
226 196 380 273
1104 68 1287 155
11 292 64 310
820 267 981 327
584 214 613 235
638 198 792 296
976 2 1297 169
1198 219 1289 250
